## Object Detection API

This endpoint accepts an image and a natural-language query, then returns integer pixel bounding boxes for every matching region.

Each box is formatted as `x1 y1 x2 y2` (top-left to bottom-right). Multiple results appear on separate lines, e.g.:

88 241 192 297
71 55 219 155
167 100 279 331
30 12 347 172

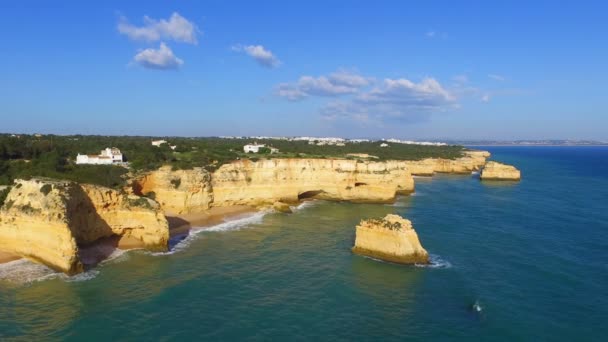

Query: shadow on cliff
67 185 121 270
166 216 192 250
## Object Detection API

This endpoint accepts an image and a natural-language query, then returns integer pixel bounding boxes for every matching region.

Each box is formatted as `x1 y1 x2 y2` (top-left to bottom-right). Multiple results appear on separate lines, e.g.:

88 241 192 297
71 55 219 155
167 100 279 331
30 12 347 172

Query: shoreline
167 205 258 237
0 205 260 267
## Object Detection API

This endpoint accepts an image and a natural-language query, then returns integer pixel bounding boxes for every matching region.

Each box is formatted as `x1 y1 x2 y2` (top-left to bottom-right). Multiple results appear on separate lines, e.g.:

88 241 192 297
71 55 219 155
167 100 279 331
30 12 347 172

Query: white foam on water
98 248 130 265
150 211 269 256
420 254 452 268
415 254 452 269
0 259 56 284
0 259 102 285
291 200 317 211
472 299 483 312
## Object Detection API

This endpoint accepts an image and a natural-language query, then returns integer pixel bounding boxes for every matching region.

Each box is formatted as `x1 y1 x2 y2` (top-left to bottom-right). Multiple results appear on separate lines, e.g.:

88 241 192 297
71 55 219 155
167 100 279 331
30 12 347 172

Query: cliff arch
298 190 326 200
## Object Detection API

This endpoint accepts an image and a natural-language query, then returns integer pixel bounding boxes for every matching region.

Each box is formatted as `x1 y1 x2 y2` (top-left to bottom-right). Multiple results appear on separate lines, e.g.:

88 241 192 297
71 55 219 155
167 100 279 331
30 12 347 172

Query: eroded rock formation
480 161 521 181
133 166 213 214
211 159 415 206
0 179 169 274
402 150 490 176
352 214 429 264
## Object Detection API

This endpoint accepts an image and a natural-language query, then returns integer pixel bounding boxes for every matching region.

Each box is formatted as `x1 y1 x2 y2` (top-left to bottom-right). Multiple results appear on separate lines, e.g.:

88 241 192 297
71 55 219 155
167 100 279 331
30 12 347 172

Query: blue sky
1 1 606 140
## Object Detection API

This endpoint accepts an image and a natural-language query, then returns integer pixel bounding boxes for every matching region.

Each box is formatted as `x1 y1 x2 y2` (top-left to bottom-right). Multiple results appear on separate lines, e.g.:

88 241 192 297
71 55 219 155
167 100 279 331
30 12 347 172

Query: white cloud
357 78 455 107
233 44 281 68
118 12 199 44
275 70 369 100
426 30 436 38
133 42 183 70
488 74 505 81
452 74 469 84
278 72 462 125
481 94 491 102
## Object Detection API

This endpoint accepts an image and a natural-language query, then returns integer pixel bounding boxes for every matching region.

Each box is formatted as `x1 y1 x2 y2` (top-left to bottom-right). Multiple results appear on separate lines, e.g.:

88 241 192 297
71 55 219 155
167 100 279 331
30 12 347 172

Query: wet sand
167 205 257 237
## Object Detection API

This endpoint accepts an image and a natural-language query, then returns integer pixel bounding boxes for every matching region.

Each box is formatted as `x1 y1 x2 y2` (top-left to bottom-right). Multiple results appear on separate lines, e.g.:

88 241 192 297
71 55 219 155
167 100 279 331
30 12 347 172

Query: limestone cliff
0 179 169 274
0 179 83 274
402 150 490 176
211 159 415 207
352 214 429 264
79 184 169 249
133 166 213 214
480 161 521 181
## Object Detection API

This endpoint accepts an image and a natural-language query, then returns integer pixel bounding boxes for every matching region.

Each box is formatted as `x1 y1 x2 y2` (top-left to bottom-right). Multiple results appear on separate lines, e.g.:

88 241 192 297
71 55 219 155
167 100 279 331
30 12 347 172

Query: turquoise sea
1 146 607 341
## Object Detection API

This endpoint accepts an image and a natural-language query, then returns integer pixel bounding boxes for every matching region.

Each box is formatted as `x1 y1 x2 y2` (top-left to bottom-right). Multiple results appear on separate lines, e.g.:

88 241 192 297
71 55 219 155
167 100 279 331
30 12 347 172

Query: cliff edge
352 214 429 264
0 179 169 274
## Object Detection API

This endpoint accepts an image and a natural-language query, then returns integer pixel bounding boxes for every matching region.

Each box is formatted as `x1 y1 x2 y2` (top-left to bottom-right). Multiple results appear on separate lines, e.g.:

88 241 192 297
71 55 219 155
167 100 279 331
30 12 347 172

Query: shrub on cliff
0 186 11 208
40 184 52 196
170 178 181 189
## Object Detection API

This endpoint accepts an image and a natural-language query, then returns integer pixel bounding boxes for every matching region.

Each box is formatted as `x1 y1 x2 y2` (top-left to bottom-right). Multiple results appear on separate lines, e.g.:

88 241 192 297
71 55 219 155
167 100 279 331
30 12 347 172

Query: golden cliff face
402 150 490 176
79 184 169 249
480 161 521 181
0 179 169 275
0 179 83 274
352 214 429 264
211 159 415 207
134 166 213 215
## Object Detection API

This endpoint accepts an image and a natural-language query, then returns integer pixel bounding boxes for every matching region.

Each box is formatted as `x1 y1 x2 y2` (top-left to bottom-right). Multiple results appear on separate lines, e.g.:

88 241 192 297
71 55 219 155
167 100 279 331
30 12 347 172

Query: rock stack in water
480 161 521 181
352 214 429 264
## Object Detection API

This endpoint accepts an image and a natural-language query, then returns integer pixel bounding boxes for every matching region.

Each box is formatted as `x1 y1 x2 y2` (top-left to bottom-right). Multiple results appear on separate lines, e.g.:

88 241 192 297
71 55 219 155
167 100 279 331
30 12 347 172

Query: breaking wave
152 211 269 256
415 254 452 269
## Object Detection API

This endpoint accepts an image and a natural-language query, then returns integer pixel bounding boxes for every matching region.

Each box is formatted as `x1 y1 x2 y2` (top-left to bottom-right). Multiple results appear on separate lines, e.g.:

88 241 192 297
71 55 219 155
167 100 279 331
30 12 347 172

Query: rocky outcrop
133 166 213 214
211 159 415 207
79 184 169 249
402 150 490 176
0 179 169 275
352 214 429 264
480 161 521 181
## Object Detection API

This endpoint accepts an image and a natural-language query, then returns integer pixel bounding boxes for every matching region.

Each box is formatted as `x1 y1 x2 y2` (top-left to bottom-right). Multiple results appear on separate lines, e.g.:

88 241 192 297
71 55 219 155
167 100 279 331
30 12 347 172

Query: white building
151 140 167 147
243 143 279 154
380 143 389 147
76 148 123 165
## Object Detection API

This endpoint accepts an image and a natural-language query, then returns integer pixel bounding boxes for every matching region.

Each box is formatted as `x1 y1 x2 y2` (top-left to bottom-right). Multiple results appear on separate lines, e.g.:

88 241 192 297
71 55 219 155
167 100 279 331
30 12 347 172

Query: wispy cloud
232 44 281 68
426 30 447 39
275 70 370 101
118 12 200 44
488 74 505 81
277 71 457 124
133 42 183 70
452 74 469 84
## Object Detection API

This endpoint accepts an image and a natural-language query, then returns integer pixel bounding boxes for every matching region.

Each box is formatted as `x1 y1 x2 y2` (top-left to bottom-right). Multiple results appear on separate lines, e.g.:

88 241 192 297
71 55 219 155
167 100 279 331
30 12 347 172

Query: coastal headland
0 135 516 274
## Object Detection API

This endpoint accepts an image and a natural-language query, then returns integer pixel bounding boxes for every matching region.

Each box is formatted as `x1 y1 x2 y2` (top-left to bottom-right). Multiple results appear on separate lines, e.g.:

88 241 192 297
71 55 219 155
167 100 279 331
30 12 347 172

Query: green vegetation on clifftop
0 134 465 187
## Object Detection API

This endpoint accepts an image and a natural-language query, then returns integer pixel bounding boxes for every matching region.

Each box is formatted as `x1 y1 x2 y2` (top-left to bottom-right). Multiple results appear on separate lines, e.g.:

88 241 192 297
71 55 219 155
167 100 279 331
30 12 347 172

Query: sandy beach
167 205 258 237
0 205 259 266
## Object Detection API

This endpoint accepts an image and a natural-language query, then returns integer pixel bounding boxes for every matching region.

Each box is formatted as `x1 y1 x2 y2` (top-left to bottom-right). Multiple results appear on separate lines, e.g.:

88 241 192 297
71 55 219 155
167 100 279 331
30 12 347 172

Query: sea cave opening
298 190 325 200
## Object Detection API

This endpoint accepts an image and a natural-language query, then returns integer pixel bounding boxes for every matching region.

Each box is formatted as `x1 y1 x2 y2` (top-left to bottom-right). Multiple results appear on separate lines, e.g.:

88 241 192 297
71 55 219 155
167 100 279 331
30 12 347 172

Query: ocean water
1 146 607 341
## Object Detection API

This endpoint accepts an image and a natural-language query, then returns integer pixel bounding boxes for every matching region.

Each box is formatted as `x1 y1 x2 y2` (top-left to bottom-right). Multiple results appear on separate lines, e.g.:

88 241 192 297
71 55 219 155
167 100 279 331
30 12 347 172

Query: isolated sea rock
133 166 213 214
211 158 415 206
480 161 521 181
0 179 169 274
352 214 429 264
